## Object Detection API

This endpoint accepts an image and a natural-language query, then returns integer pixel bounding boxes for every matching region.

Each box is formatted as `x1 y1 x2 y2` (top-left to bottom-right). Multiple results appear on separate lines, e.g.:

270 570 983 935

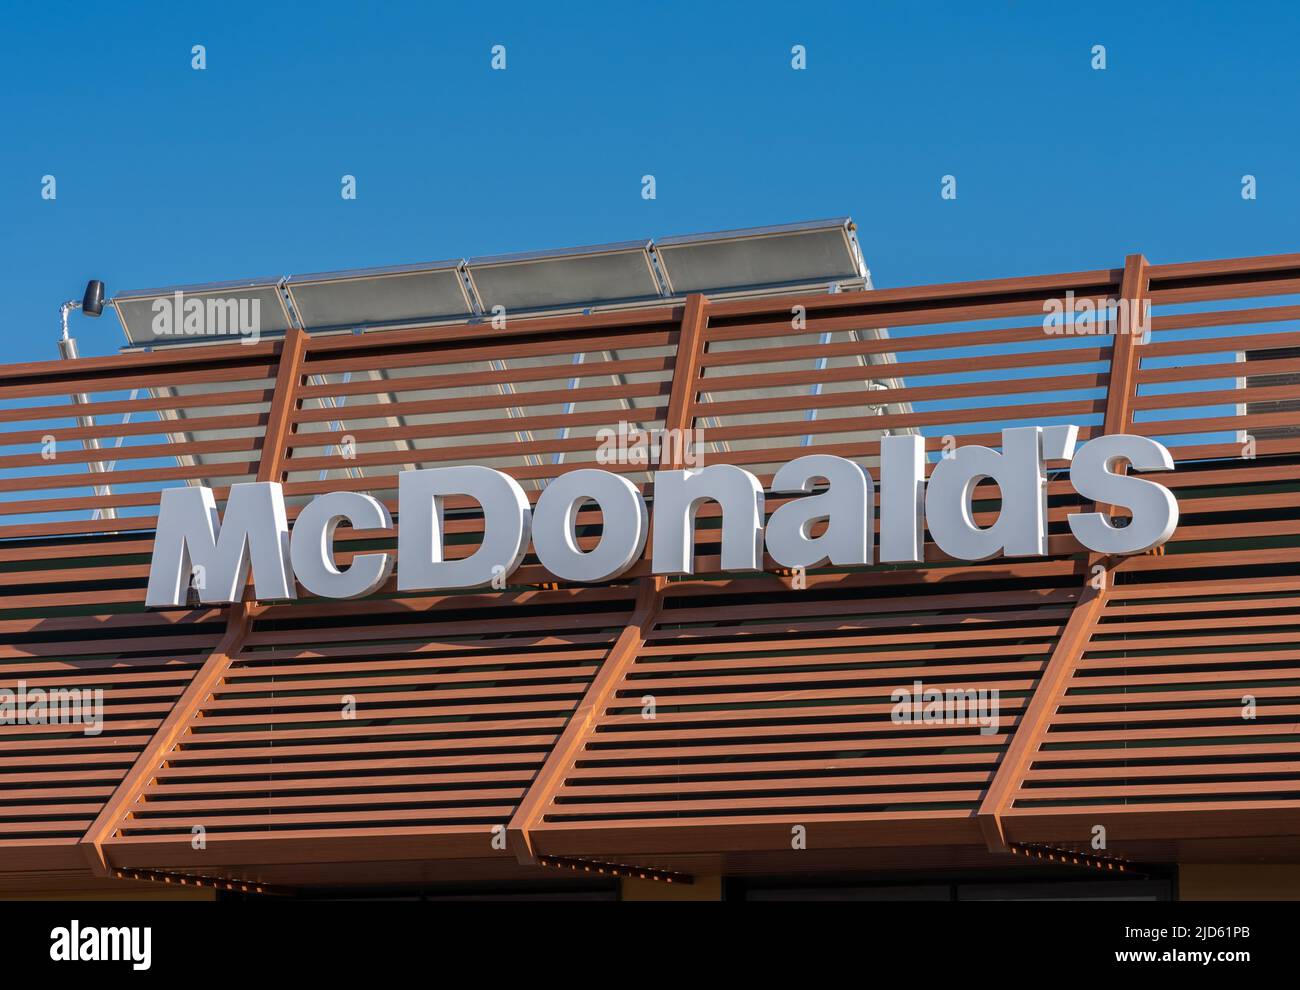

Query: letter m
146 483 295 607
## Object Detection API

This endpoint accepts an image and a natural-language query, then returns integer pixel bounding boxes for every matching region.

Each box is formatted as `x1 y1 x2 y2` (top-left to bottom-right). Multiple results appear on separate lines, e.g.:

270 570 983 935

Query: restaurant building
1 219 1297 900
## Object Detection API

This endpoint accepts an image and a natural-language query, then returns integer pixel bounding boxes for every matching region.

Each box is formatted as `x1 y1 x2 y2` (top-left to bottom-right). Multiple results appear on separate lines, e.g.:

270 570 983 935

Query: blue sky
2 0 1298 362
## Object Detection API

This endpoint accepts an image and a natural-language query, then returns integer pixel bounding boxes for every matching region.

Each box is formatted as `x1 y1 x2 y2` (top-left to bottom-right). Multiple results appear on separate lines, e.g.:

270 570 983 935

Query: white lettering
143 427 1179 604
145 483 293 607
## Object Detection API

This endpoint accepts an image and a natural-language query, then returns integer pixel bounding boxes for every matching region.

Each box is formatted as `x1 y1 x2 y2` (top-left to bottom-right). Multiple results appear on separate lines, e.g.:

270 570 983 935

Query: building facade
1 236 1298 900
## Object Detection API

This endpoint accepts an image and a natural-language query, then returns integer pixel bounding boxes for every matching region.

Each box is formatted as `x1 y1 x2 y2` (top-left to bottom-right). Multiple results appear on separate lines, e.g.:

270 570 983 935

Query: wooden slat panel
0 247 1291 877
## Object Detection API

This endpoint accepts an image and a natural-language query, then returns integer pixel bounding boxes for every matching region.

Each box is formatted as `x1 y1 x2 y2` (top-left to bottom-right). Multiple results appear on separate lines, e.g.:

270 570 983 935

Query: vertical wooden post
256 324 309 484
1094 253 1150 529
1102 254 1149 436
78 326 308 874
976 257 1147 851
506 297 709 863
660 294 709 458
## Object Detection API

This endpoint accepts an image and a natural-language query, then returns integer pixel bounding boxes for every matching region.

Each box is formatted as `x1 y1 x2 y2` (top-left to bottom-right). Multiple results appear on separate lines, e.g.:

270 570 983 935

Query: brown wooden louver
0 250 1297 889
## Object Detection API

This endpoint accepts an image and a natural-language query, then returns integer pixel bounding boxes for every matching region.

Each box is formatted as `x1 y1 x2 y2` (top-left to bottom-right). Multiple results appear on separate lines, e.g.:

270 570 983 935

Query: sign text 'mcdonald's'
144 426 1179 607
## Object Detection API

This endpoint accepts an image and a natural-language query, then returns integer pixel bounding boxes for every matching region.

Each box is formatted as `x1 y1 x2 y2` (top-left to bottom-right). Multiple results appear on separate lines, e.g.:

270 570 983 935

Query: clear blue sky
2 0 1298 362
